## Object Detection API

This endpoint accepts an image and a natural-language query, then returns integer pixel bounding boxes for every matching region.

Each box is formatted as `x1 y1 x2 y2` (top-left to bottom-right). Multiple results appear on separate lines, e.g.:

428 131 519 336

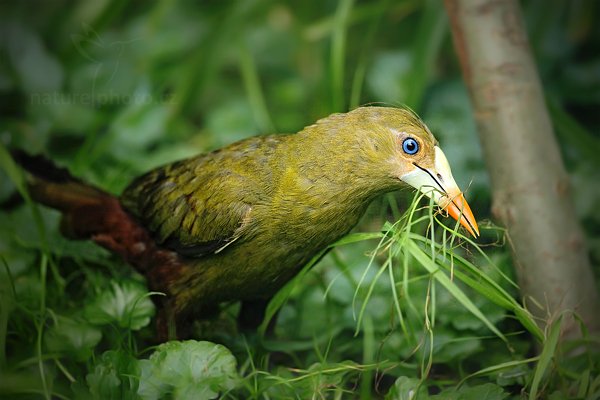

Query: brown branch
444 0 600 339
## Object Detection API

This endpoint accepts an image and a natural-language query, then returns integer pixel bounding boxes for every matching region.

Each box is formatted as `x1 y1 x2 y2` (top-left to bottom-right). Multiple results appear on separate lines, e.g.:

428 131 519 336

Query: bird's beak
400 146 480 237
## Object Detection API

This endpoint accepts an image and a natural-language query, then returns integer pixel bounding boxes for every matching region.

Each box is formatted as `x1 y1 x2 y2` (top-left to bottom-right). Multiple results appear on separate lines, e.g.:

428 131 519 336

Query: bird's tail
11 150 121 240
11 151 164 269
10 151 191 340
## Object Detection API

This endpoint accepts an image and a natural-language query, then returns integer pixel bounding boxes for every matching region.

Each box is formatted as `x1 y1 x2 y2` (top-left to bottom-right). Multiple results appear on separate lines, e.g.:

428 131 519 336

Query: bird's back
118 130 376 313
121 135 288 256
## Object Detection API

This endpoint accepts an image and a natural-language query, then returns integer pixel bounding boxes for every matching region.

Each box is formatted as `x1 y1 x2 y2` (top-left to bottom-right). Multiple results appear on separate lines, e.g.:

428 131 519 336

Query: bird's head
336 106 480 237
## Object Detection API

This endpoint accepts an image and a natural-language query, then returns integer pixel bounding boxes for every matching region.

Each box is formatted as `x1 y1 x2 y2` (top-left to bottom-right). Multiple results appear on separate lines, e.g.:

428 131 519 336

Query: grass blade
529 315 562 399
405 240 507 342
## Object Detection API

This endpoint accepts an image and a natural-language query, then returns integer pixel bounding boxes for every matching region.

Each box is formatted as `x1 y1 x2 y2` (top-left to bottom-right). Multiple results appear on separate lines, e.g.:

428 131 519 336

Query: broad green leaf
83 281 155 330
110 101 170 151
458 383 509 400
137 340 238 400
86 350 139 400
45 316 102 361
298 361 360 396
431 330 482 363
386 376 428 400
431 383 508 400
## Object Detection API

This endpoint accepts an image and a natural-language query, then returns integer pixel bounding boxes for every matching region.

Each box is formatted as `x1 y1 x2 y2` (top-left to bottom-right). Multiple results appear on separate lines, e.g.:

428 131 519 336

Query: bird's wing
120 157 259 258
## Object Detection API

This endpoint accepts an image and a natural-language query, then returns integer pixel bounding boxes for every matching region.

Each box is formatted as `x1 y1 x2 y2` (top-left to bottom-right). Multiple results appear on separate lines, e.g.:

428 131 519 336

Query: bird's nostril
437 173 443 181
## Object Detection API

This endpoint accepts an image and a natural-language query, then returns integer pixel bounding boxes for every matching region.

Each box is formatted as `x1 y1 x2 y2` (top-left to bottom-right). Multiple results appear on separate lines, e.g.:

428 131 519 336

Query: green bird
14 106 478 340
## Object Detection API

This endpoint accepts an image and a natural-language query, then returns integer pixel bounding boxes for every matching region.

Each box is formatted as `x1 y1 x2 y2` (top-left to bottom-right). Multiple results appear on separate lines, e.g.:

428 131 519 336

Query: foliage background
0 0 599 398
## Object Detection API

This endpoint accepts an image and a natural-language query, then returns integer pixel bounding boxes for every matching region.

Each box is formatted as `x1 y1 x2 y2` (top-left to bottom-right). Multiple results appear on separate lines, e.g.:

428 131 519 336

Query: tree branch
444 0 600 338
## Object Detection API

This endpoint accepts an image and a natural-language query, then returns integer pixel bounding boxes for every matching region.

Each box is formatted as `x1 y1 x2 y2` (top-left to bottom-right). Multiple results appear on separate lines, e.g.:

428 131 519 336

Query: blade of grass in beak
444 191 480 237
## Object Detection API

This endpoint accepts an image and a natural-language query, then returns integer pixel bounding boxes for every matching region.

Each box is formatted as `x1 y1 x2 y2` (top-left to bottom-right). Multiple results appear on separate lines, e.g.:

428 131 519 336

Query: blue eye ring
402 137 419 155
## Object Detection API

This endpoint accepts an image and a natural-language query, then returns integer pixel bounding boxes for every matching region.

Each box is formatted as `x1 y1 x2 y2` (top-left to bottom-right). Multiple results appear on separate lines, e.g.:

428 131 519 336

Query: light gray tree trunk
444 0 600 338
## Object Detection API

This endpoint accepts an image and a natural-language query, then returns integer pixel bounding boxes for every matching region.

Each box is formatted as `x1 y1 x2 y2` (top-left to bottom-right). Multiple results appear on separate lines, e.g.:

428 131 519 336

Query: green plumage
120 106 436 322
14 105 473 339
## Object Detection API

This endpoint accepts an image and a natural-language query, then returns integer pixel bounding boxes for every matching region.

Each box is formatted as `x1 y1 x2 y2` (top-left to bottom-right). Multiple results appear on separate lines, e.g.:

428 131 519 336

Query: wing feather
121 154 258 258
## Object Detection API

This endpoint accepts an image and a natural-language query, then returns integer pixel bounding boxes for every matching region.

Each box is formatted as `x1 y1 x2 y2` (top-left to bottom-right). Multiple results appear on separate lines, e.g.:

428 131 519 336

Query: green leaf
83 281 155 330
86 350 140 400
298 361 360 397
431 330 483 363
110 102 170 151
431 383 509 400
458 383 509 400
44 316 102 361
137 340 238 400
386 376 428 400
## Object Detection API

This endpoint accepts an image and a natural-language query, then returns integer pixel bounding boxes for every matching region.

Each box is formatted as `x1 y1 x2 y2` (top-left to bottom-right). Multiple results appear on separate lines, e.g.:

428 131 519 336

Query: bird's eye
402 138 419 155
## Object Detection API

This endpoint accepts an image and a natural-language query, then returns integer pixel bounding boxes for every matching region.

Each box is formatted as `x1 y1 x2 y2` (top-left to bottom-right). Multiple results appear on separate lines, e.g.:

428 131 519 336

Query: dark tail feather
11 150 191 340
11 150 147 246
12 150 153 250
11 150 113 238
11 150 80 184
11 150 184 285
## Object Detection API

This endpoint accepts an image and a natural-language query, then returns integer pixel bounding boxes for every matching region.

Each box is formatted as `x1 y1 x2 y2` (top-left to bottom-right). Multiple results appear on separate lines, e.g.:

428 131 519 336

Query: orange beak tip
444 193 479 238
